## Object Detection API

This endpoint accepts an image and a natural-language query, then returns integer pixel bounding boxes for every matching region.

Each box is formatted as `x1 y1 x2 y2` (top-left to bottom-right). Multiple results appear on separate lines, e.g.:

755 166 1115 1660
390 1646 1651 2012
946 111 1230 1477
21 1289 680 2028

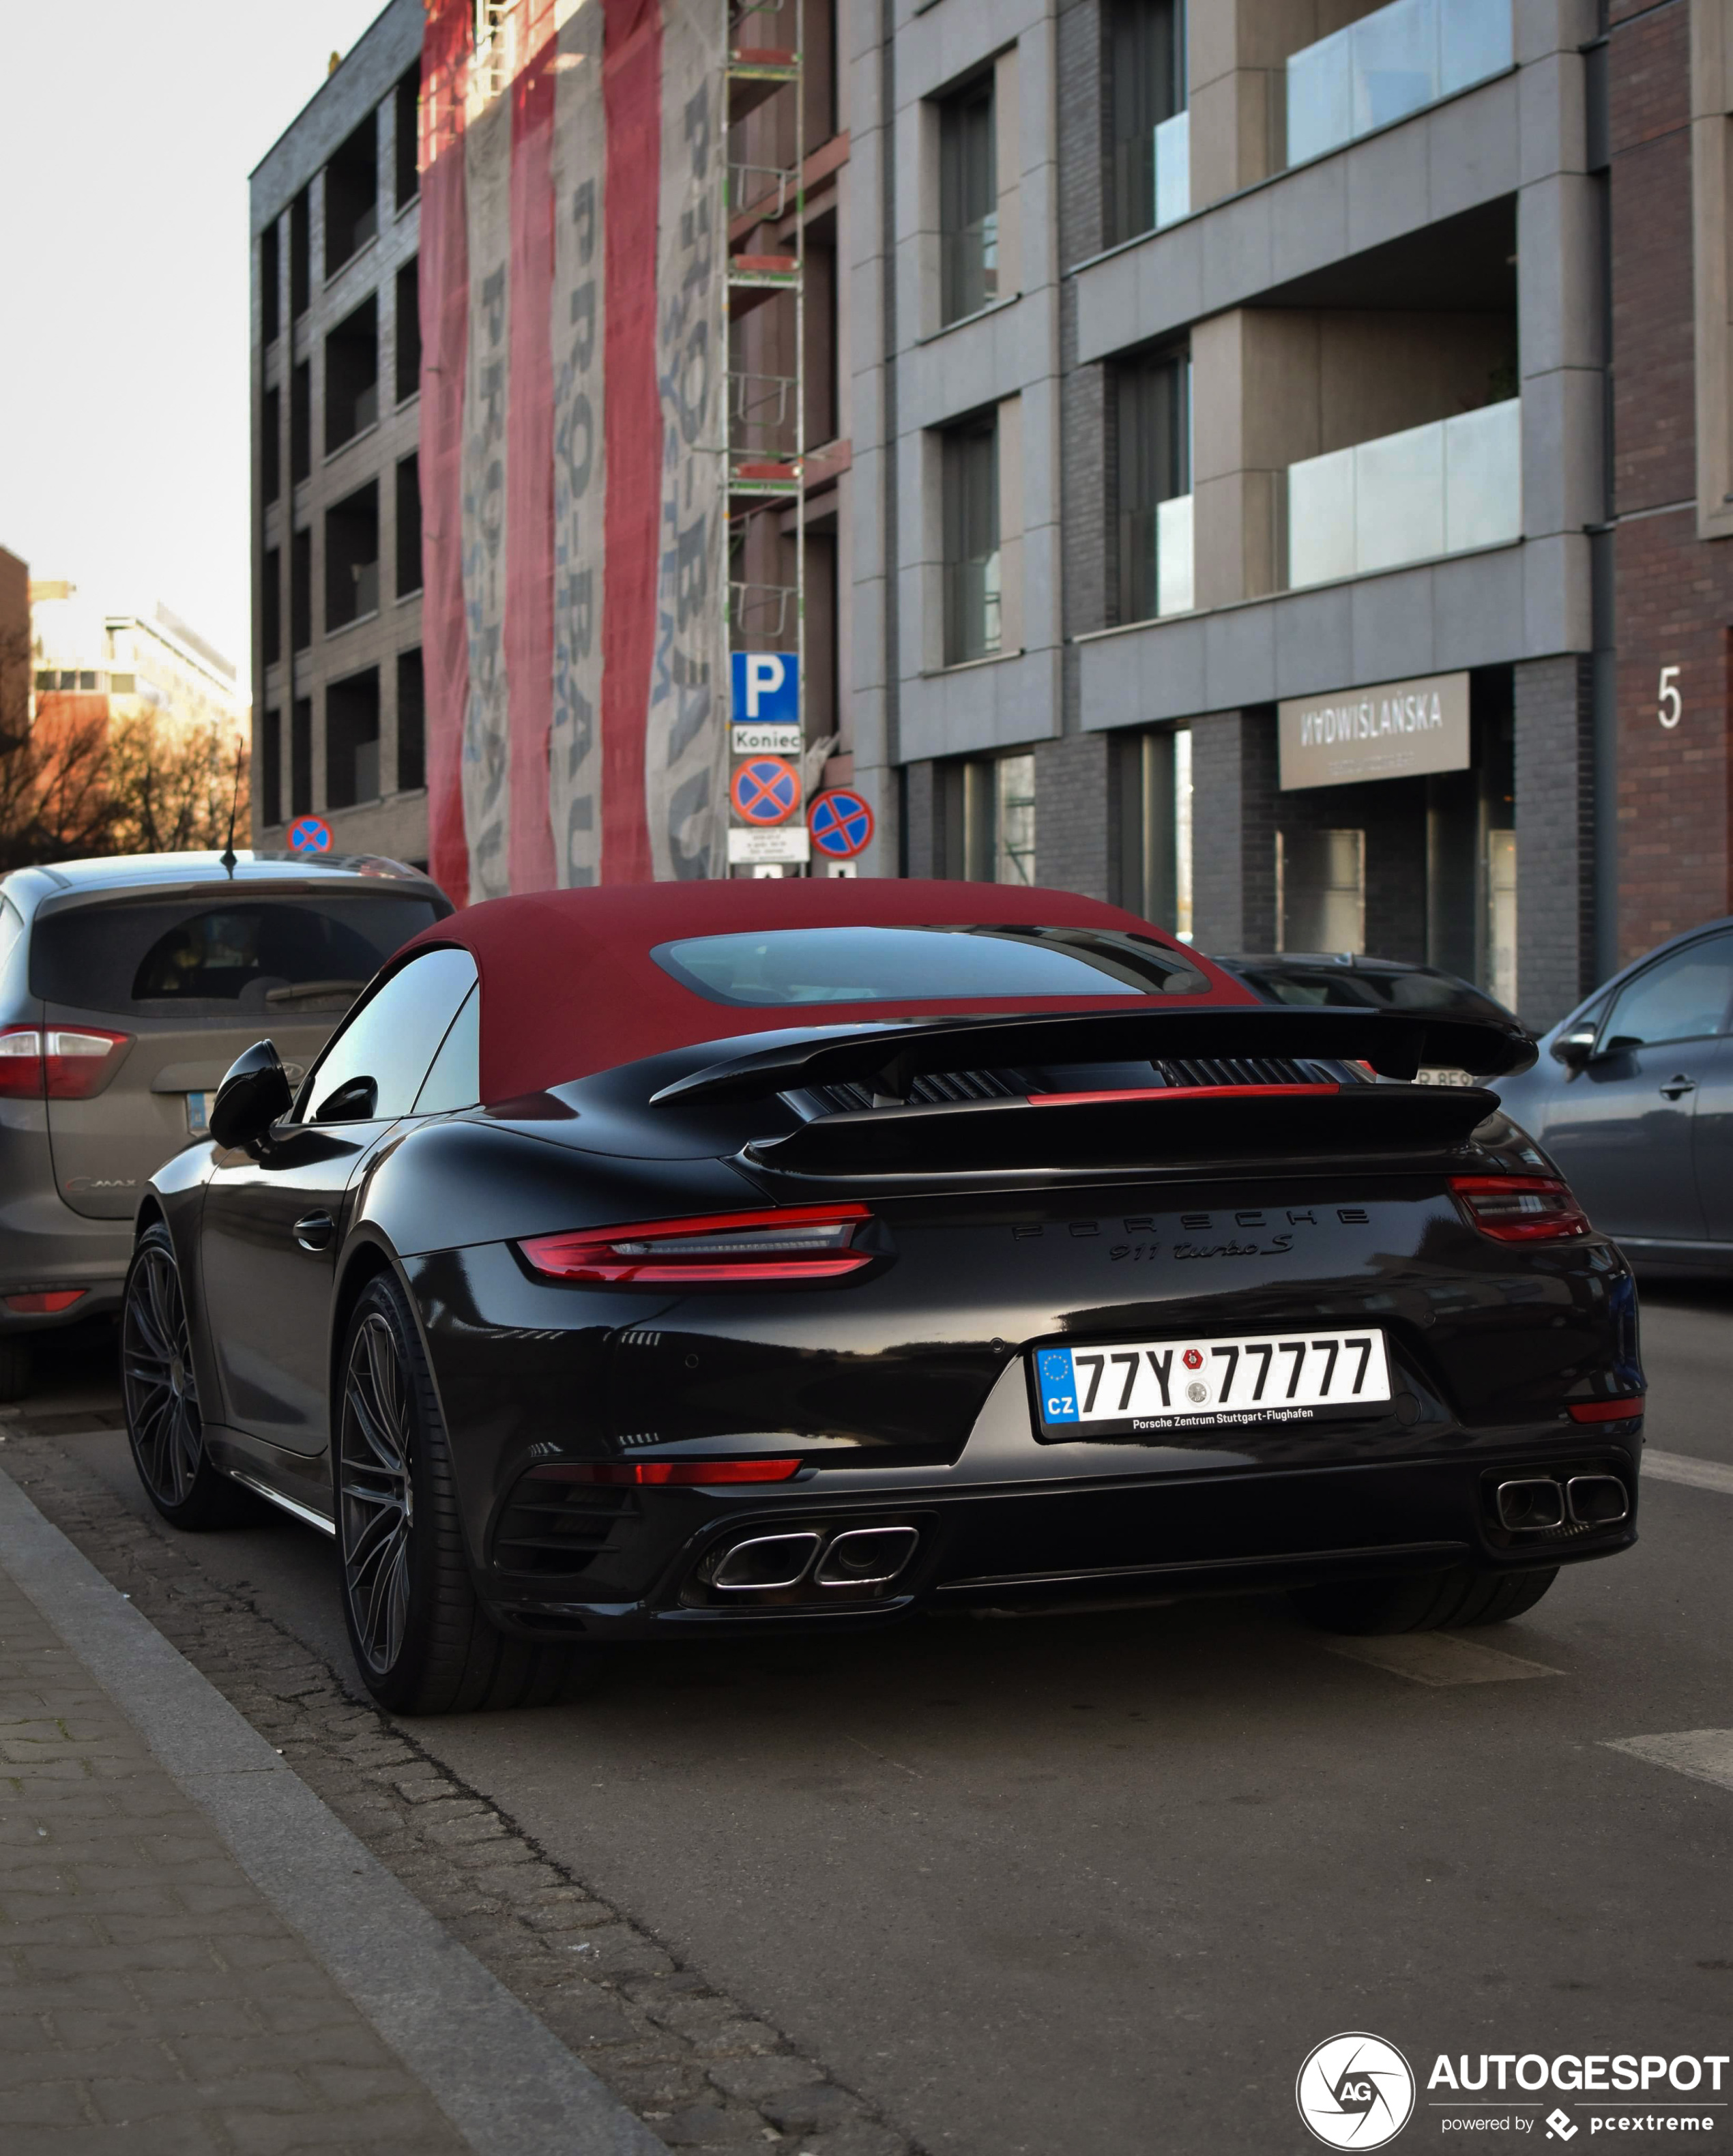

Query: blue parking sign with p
731 652 800 729
1038 1349 1078 1423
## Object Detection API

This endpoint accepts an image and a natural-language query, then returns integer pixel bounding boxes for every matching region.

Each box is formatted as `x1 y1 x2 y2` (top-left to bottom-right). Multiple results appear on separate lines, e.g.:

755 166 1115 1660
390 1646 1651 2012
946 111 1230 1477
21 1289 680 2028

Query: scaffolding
726 0 807 872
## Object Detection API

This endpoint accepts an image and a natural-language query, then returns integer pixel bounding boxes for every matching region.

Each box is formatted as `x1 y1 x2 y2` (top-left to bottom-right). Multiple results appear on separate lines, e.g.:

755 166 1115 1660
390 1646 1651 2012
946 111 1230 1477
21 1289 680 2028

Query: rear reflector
1450 1175 1591 1243
0 1025 132 1101
519 1205 875 1285
526 1458 804 1486
3 1290 84 1315
1567 1397 1645 1423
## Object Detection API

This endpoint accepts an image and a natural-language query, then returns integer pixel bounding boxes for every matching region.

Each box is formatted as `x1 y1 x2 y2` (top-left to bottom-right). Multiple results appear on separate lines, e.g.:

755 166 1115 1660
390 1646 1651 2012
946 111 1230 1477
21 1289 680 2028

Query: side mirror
1550 1023 1599 1071
209 1040 293 1150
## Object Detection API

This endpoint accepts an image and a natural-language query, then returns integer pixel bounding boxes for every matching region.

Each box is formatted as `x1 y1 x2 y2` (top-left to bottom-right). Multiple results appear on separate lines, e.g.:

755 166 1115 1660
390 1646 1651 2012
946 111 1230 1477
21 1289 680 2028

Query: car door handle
293 1210 336 1251
1659 1075 1696 1101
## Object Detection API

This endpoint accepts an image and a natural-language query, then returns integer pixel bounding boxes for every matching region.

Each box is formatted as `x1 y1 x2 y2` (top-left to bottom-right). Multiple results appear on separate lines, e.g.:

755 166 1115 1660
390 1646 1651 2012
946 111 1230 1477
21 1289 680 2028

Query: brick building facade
1607 0 1733 965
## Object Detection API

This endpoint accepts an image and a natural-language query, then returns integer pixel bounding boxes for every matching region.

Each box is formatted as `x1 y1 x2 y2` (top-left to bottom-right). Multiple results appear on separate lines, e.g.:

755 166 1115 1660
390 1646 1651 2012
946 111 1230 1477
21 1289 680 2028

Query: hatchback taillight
1451 1174 1591 1243
519 1204 877 1284
0 1025 132 1100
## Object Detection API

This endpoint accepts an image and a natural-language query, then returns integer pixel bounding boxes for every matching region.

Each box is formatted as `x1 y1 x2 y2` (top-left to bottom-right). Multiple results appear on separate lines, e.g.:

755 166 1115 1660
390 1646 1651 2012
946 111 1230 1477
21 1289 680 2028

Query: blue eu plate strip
1036 1348 1078 1423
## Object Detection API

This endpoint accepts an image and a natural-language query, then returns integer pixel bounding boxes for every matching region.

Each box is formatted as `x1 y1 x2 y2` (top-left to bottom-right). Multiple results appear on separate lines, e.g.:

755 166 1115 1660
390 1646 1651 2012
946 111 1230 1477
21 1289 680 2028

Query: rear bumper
0 1185 130 1332
480 1434 1641 1640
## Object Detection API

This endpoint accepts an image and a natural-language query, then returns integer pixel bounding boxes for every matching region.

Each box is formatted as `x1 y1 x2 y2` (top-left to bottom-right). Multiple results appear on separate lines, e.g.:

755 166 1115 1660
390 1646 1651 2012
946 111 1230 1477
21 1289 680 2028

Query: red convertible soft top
396 879 1253 1103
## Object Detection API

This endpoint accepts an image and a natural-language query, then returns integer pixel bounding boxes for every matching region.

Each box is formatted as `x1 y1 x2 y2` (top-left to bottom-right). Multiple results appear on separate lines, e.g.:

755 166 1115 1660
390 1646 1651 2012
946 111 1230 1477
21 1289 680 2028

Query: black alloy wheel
123 1223 252 1528
335 1271 597 1715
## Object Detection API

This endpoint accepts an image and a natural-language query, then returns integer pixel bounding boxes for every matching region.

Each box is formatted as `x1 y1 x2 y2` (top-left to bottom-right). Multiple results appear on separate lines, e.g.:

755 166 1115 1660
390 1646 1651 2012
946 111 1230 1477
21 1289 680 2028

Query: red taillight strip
1568 1398 1645 1423
519 1204 875 1285
527 1458 804 1485
1451 1174 1592 1243
3 1290 84 1315
1030 1083 1340 1108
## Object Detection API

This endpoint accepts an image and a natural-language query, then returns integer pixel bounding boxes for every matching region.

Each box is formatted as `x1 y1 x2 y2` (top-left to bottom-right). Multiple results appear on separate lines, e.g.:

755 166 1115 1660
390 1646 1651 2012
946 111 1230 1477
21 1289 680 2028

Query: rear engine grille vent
806 1055 1326 1116
491 1477 641 1577
813 1068 1021 1113
1155 1055 1315 1088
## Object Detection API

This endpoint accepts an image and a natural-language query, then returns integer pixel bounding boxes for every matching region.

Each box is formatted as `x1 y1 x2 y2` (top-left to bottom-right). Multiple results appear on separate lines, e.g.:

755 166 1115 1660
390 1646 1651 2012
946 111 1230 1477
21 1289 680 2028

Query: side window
411 986 480 1114
1601 935 1733 1052
299 947 478 1122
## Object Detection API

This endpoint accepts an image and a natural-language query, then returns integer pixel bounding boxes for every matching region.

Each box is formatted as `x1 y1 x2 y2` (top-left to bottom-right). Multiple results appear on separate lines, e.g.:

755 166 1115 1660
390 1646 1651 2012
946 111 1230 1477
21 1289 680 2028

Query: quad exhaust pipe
707 1524 921 1594
1495 1474 1629 1532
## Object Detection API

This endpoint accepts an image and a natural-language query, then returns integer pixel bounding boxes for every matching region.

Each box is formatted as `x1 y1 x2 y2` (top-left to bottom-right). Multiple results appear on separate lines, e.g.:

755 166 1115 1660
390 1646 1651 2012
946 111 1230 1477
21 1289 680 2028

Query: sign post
729 654 804 873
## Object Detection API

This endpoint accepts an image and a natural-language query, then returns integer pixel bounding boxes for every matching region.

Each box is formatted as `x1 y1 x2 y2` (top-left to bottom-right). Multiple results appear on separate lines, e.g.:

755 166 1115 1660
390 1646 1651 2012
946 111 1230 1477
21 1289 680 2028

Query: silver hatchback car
0 850 450 1397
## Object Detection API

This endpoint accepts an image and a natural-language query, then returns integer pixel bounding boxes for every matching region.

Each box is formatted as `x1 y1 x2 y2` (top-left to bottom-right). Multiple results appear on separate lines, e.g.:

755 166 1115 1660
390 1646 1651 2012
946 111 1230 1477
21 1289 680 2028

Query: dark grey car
0 850 450 1396
1497 918 1733 1272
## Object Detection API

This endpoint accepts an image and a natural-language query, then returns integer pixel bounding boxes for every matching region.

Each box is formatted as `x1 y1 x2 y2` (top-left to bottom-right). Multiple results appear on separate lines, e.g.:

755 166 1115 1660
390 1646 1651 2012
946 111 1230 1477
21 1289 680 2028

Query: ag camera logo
1297 2033 1416 2148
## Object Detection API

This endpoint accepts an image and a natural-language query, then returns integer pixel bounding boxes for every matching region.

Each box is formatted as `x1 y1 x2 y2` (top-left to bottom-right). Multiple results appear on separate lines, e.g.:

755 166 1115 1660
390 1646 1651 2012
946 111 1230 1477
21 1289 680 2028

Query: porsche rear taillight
1451 1175 1591 1243
519 1204 877 1285
0 1025 132 1100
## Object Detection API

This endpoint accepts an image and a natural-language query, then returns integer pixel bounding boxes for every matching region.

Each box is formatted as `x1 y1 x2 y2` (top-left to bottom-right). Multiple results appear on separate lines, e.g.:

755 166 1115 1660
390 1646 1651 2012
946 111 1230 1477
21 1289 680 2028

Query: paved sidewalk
0 1562 469 2154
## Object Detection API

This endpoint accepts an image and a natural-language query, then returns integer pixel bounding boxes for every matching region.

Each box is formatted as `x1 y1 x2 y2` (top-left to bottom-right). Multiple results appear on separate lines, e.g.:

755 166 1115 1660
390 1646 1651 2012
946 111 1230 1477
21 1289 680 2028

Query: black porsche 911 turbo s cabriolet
121 880 1644 1714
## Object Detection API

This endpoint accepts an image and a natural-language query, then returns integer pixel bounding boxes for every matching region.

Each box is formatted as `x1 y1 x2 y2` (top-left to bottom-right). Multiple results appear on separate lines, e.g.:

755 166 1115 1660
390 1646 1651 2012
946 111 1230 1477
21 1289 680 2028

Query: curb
0 1461 667 2156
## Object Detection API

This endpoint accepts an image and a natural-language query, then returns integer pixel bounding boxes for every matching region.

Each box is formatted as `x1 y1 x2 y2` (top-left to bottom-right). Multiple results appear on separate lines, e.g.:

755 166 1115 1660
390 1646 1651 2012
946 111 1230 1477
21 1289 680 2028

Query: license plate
1034 1328 1393 1438
186 1091 209 1139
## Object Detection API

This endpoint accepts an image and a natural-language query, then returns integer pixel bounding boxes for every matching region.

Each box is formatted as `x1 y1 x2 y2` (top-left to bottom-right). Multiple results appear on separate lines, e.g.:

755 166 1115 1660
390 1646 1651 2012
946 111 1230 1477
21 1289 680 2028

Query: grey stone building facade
250 0 1603 1031
846 0 1605 1029
250 0 428 869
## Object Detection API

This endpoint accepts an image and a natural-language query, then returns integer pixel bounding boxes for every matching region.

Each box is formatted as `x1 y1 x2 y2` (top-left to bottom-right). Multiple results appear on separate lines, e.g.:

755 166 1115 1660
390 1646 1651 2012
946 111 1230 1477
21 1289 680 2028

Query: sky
0 0 396 697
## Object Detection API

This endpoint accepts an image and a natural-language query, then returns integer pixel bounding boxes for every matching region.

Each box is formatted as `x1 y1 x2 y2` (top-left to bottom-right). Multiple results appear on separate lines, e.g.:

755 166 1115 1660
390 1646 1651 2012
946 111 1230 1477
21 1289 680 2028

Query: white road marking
1322 1633 1561 1686
1604 1730 1733 1794
1643 1449 1733 1497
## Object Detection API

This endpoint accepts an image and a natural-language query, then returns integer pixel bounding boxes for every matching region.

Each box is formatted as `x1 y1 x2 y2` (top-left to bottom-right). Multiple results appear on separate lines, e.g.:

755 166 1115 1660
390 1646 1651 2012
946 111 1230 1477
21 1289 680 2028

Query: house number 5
1659 664 1683 729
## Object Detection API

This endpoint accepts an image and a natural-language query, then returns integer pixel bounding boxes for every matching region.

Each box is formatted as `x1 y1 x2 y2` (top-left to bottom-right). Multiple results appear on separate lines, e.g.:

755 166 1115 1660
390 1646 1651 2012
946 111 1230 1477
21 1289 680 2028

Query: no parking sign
808 788 873 860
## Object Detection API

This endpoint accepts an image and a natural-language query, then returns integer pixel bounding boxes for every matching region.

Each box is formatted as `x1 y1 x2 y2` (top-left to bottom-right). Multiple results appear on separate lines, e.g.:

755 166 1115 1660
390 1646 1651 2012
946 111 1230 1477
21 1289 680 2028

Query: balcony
1285 0 1512 169
1287 398 1519 589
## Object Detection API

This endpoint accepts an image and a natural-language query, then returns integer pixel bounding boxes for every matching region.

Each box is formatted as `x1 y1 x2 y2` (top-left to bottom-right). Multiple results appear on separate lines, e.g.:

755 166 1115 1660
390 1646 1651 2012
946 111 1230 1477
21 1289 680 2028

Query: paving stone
5 1427 919 2156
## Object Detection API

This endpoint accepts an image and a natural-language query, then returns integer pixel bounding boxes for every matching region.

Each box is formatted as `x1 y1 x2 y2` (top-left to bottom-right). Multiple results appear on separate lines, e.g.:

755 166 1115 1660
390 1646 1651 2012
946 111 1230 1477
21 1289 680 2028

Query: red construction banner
418 0 727 902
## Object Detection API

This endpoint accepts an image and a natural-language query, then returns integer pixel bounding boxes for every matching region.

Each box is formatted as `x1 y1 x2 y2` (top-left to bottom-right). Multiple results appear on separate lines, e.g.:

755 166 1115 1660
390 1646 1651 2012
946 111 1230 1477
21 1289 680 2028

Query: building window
1277 828 1366 953
291 362 311 484
261 220 281 346
940 753 1037 883
1104 0 1188 248
325 295 379 453
291 529 312 652
325 111 379 277
289 188 310 319
261 708 282 827
394 66 420 210
263 385 281 507
262 547 282 666
396 259 420 404
327 669 381 808
397 649 425 791
291 697 312 818
326 482 381 632
396 456 422 598
942 413 1001 666
1116 727 1193 933
1115 349 1191 622
939 76 997 326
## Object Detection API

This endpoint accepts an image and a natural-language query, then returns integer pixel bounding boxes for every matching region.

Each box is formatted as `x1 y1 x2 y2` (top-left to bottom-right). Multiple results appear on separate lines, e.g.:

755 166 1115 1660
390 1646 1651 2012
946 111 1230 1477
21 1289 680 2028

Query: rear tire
1290 1565 1560 1635
123 1223 255 1529
0 1337 33 1403
334 1271 599 1715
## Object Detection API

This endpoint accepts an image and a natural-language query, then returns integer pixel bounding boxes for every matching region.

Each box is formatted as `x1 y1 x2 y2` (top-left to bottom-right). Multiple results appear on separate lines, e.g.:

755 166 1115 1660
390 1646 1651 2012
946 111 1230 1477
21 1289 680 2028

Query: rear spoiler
746 1082 1502 1177
649 1006 1535 1108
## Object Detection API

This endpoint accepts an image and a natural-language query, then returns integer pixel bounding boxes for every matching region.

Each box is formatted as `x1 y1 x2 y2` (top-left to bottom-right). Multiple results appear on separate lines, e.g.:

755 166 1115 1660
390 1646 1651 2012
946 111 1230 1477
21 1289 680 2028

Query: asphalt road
28 1285 1733 2156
